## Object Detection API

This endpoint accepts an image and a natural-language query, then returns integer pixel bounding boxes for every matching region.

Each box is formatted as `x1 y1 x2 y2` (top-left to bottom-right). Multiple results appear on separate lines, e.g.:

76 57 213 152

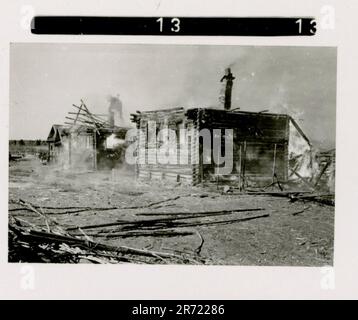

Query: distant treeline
9 140 47 146
9 140 48 156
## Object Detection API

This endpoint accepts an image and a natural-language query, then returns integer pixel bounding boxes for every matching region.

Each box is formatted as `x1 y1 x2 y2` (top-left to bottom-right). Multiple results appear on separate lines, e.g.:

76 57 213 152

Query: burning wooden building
131 69 314 188
47 124 70 162
47 99 128 170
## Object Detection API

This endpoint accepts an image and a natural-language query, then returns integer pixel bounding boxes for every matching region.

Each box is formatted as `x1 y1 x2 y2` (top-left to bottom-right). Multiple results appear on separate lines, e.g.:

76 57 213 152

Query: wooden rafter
73 102 82 125
66 99 125 136
289 116 311 147
72 101 114 130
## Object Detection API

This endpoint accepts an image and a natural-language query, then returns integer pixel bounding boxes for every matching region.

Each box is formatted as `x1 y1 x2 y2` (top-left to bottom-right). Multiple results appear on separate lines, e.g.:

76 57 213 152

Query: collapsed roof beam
289 116 311 147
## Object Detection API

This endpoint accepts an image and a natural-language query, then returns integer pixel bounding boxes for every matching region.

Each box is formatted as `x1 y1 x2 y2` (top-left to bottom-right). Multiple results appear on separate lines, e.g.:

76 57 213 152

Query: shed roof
47 124 70 143
132 106 310 145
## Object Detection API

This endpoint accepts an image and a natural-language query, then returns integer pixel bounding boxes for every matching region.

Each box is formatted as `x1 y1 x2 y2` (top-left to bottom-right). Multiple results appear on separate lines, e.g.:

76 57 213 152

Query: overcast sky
10 43 336 148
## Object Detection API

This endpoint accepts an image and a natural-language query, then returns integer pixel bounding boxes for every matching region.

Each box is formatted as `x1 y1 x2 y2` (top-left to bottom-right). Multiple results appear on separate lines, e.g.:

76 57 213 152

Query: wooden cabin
47 124 70 162
46 124 128 170
131 107 312 188
47 100 129 170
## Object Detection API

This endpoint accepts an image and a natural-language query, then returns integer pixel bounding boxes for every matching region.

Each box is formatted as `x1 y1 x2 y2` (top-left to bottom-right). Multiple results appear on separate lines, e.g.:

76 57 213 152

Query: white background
0 0 357 299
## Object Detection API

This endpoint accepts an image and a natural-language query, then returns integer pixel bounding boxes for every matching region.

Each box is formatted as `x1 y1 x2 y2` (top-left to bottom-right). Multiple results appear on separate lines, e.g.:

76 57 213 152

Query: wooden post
216 133 221 190
238 144 242 191
93 130 97 170
241 141 247 190
199 136 204 186
197 109 204 186
272 143 277 183
134 131 139 181
68 133 72 167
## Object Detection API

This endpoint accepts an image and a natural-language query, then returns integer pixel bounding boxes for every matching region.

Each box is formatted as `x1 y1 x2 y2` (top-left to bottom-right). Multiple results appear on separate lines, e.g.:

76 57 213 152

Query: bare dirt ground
9 156 334 266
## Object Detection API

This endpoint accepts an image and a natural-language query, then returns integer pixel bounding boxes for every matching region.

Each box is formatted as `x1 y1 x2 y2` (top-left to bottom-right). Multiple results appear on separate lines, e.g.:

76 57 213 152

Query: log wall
135 108 196 185
133 108 295 187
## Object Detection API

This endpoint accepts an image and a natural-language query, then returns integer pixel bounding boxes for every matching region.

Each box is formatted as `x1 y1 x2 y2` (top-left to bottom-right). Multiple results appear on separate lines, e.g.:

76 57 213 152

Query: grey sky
10 43 336 148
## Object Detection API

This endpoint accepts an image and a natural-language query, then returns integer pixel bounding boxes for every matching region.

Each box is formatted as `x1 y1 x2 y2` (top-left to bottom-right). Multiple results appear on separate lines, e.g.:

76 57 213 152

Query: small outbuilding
46 100 129 170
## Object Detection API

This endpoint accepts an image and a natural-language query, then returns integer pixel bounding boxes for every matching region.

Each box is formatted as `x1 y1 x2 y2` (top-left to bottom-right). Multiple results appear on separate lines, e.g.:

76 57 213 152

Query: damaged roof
47 124 70 143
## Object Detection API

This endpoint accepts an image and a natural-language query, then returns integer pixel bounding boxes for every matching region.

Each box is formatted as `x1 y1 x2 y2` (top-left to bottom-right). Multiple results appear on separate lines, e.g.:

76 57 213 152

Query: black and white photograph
8 43 336 266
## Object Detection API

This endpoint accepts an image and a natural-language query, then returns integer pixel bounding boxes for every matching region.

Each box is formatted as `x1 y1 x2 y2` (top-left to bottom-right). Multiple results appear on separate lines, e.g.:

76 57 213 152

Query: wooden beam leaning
72 103 102 133
272 143 277 183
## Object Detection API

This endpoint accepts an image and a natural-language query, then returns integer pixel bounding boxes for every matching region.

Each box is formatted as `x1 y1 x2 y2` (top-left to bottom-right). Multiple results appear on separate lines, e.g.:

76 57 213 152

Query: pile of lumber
243 190 335 206
66 208 269 238
9 220 203 264
9 198 269 264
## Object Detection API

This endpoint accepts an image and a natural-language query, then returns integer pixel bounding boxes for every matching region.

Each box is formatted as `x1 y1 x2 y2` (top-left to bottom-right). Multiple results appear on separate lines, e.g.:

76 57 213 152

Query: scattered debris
9 217 203 264
79 213 271 239
195 231 205 255
9 197 269 264
233 190 335 206
292 206 310 216
135 207 264 216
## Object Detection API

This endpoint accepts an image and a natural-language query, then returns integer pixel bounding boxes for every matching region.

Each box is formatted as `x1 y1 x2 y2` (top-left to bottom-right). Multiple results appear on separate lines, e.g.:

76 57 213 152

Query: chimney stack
108 110 115 127
220 68 235 110
107 95 123 127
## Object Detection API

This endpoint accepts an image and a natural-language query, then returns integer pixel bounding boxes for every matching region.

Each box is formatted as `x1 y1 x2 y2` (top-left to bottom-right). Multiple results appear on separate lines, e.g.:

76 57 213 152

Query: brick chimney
220 68 235 110
108 110 115 127
107 95 123 127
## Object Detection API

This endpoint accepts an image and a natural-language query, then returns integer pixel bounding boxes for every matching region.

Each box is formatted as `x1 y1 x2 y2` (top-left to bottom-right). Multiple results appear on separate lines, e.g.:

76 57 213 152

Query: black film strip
31 17 317 36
